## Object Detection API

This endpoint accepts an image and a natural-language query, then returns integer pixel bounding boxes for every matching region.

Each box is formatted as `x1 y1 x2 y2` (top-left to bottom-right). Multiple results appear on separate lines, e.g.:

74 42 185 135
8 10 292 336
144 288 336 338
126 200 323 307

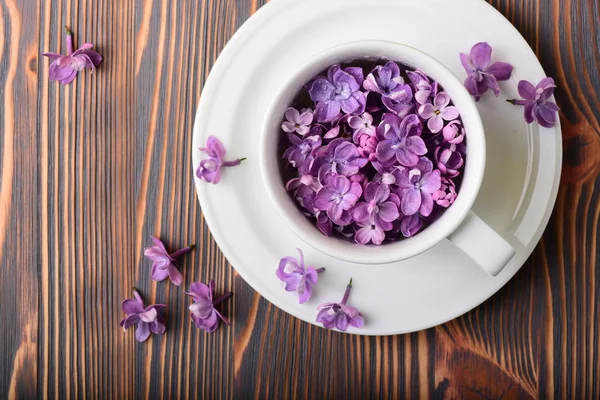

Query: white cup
259 40 515 276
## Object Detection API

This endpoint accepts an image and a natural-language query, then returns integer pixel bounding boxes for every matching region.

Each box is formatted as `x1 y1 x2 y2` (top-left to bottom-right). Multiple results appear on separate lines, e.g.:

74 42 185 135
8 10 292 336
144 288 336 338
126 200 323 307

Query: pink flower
418 92 460 134
143 236 194 286
42 26 102 85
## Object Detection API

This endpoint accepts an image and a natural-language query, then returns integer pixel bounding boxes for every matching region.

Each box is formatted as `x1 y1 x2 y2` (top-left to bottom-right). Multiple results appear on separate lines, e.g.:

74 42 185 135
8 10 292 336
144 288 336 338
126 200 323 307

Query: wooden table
1 0 598 398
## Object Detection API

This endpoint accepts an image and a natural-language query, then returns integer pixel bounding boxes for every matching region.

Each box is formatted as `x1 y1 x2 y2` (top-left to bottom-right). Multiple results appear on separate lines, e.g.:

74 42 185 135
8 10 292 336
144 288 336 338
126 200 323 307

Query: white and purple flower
276 248 325 304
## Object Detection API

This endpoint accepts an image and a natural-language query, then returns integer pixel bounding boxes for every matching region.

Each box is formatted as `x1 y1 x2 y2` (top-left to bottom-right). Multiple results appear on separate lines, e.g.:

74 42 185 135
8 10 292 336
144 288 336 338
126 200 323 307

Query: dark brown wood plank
0 0 598 398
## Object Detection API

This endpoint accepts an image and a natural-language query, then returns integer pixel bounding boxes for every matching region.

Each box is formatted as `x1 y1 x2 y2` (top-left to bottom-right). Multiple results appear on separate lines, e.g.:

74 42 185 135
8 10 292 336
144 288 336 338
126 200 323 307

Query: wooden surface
1 0 599 398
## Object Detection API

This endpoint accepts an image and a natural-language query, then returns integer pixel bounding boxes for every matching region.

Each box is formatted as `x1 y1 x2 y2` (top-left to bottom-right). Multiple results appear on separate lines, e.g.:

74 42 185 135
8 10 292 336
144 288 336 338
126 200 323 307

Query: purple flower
407 70 438 104
400 214 423 237
281 107 314 135
354 216 385 245
375 113 426 167
418 92 460 133
185 280 232 332
460 42 513 101
143 236 194 286
286 173 322 193
363 63 415 117
349 112 376 141
442 120 465 144
309 65 366 122
357 134 379 161
310 138 368 180
508 78 560 128
434 143 464 178
196 136 245 184
433 177 458 208
396 157 442 216
352 182 400 231
316 279 364 331
283 134 321 170
119 290 166 342
42 26 102 85
314 175 362 223
276 248 325 304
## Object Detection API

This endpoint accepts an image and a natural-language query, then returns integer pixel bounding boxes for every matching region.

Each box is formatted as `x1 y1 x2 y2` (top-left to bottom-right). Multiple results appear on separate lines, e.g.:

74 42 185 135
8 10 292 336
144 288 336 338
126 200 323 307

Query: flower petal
135 322 151 342
469 42 492 70
517 80 537 100
486 61 513 81
401 188 421 216
168 264 183 286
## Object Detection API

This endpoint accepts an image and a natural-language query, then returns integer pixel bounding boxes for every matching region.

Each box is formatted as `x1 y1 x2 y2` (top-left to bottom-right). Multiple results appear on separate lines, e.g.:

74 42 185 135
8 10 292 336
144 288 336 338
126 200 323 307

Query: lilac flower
281 107 314 135
407 70 438 104
143 236 194 286
42 26 103 85
276 248 325 304
349 112 376 141
508 78 560 128
400 214 423 237
286 173 322 193
363 63 415 117
376 113 426 167
310 138 368 180
185 280 232 332
460 42 513 101
354 216 385 245
434 143 464 178
418 92 460 133
317 279 364 331
442 120 465 144
309 65 366 122
396 157 442 216
196 136 245 184
119 290 166 342
433 177 458 208
316 212 333 236
283 134 321 170
357 134 379 161
352 182 400 231
314 175 362 223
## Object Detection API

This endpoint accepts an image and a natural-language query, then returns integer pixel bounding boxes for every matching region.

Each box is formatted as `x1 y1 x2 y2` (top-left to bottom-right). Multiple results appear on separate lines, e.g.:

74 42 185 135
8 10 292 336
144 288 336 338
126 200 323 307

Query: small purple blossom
396 157 442 216
281 107 314 135
418 92 460 133
316 278 364 331
435 143 464 178
376 113 426 167
508 78 560 128
407 70 438 104
314 175 362 223
196 136 245 184
442 120 466 144
42 26 103 85
354 216 386 245
276 248 325 304
309 65 366 123
185 280 232 333
310 138 368 180
460 42 513 101
351 182 400 231
120 290 166 342
400 214 423 238
143 236 193 286
433 177 458 208
349 112 376 141
357 134 379 161
282 134 321 170
363 62 410 100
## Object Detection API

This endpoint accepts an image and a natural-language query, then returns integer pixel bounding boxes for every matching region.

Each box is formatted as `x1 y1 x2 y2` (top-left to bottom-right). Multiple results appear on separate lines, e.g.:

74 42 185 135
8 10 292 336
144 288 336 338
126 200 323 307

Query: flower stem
64 26 74 55
170 245 194 259
222 158 246 167
212 291 233 306
316 267 326 274
506 99 516 105
341 278 353 305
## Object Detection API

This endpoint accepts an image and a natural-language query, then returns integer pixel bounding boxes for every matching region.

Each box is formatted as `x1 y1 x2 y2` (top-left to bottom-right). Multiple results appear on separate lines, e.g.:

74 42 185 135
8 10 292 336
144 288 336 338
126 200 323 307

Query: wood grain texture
0 0 598 398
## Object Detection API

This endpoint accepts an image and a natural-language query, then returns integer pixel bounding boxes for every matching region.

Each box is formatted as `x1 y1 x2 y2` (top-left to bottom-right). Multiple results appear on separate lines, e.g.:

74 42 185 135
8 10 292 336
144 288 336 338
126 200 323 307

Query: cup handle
447 211 515 276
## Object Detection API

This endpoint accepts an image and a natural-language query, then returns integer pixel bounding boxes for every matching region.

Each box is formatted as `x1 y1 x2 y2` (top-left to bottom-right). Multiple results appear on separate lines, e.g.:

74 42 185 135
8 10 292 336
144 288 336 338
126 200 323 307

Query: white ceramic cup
259 40 515 276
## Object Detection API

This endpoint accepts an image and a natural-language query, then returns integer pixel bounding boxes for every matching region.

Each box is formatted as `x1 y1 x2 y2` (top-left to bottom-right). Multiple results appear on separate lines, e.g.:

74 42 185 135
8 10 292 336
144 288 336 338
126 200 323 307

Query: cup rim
259 40 486 265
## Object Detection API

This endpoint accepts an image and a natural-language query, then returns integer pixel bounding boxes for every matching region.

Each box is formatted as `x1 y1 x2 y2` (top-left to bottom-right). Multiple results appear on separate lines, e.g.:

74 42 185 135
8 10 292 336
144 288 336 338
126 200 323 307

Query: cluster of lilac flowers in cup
120 237 233 342
281 61 467 245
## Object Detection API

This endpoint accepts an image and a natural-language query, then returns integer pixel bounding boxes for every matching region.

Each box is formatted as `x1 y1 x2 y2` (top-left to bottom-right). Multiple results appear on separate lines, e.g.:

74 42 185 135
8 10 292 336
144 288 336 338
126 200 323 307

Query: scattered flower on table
185 280 232 332
276 248 325 304
507 78 560 128
120 289 166 342
460 42 513 101
143 236 194 286
316 278 364 331
42 26 102 85
196 135 245 184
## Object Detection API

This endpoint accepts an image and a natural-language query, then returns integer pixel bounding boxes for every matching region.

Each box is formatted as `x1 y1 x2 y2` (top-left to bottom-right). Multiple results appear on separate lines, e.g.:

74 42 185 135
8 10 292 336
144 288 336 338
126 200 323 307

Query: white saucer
192 0 562 335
